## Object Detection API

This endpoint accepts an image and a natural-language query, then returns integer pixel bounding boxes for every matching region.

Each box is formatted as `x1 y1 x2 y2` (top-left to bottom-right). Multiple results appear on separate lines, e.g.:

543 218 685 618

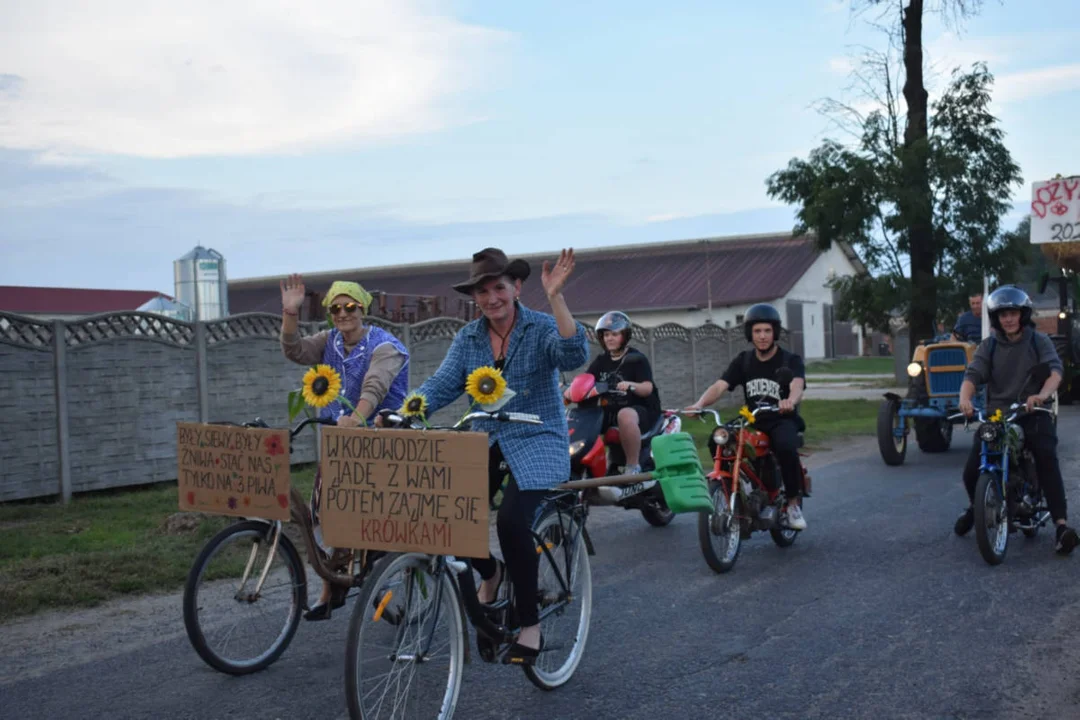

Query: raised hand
542 248 575 299
280 273 306 313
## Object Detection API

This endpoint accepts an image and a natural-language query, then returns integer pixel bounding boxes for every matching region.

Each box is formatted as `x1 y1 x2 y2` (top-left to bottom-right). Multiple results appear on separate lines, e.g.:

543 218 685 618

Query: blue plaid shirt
415 302 590 491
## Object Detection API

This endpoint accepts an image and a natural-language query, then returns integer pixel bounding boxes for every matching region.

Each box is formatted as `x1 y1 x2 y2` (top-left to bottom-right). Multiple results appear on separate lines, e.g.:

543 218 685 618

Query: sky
2 0 1079 293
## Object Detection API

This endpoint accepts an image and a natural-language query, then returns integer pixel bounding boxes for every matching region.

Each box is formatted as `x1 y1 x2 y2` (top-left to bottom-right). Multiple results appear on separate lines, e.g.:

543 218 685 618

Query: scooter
564 372 683 526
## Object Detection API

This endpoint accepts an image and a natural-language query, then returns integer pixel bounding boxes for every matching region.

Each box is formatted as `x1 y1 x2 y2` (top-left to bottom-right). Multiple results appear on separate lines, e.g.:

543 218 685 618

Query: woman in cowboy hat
405 246 589 664
279 276 411 619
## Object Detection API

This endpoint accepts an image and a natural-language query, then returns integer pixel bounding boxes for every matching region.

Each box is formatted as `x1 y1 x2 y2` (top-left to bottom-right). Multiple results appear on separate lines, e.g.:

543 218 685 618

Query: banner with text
318 426 490 557
1031 176 1080 244
177 422 291 520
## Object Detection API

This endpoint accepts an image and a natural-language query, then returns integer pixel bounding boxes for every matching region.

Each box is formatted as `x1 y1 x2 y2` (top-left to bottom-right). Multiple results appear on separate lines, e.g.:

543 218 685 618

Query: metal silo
174 246 229 321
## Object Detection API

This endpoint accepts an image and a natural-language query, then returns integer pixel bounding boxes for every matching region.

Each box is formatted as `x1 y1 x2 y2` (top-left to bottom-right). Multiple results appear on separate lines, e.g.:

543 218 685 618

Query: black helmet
986 285 1033 332
595 311 632 346
743 303 782 343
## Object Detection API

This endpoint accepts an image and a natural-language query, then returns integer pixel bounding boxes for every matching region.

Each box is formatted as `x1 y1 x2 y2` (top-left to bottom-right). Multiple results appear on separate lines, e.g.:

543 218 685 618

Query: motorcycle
563 372 683 526
692 367 812 573
947 363 1056 566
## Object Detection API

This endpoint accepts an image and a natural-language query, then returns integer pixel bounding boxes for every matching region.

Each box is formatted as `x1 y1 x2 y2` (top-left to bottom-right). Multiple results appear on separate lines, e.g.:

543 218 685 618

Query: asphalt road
3 410 1080 720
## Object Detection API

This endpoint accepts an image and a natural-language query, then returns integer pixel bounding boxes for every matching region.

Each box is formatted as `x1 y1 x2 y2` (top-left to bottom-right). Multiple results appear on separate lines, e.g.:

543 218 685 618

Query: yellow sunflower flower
302 364 342 408
465 366 506 405
738 405 756 425
990 408 1003 423
399 391 429 418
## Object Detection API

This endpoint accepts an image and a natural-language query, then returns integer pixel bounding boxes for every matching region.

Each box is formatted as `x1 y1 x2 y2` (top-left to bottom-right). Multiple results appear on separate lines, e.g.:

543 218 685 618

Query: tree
768 0 1008 339
766 54 1020 337
874 0 990 340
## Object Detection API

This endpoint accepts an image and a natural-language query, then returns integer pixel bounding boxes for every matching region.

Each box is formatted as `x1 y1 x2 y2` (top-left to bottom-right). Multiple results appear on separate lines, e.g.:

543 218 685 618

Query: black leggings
472 443 548 627
756 416 803 500
962 412 1068 522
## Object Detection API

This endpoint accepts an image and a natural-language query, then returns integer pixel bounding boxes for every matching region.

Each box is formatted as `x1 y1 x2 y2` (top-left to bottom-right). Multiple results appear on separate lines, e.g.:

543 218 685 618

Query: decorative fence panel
0 311 773 502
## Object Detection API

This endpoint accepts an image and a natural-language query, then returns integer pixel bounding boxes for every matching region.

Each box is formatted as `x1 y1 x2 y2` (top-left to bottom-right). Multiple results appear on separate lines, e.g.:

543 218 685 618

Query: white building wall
784 245 864 359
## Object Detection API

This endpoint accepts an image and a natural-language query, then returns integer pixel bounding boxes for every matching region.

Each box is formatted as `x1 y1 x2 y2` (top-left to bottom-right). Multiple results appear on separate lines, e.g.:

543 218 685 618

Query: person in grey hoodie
955 285 1078 554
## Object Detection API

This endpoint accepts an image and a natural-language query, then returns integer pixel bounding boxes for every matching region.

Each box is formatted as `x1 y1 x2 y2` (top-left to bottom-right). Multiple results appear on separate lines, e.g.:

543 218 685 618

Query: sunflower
990 408 1003 423
738 405 756 425
465 366 507 405
399 391 429 418
302 364 343 408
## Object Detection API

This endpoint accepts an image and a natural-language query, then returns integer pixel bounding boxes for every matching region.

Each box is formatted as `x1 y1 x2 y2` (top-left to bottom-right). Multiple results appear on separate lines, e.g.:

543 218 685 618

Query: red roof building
0 286 174 320
228 232 868 358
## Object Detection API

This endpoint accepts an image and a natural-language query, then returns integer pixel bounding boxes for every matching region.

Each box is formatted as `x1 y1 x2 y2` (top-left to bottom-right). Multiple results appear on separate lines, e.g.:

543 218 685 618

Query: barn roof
229 232 862 316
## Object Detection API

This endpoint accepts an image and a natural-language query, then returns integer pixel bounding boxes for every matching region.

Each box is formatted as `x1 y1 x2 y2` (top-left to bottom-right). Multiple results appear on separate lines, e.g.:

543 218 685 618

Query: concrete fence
0 310 781 503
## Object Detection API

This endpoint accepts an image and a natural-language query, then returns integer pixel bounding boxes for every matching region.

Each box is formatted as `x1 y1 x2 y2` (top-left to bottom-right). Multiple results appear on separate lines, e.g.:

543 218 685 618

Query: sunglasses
329 302 361 316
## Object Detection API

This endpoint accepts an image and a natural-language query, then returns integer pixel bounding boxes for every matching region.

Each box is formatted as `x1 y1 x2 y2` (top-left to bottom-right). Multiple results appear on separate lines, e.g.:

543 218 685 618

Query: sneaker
954 507 974 537
623 464 642 475
785 503 807 530
1056 525 1078 555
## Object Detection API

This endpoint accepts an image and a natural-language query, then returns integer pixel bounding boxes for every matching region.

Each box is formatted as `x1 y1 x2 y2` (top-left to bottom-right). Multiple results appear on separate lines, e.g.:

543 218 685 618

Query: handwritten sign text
318 427 489 557
177 422 291 520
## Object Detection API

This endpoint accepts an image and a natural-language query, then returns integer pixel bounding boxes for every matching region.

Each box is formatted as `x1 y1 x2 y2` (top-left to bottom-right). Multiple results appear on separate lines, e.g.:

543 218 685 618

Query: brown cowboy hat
452 247 531 294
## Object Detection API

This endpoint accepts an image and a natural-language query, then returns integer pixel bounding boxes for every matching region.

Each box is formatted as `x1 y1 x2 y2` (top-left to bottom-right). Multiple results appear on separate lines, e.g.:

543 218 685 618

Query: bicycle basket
649 432 713 513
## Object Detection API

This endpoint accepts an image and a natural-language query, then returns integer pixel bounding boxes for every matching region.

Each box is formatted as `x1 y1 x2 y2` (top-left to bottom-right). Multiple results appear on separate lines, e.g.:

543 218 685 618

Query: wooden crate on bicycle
176 422 292 521
318 425 491 558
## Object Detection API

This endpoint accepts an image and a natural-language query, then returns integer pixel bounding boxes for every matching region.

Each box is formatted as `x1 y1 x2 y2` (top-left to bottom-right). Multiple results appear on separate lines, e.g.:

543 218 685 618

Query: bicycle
183 415 389 675
947 401 1056 565
343 408 595 719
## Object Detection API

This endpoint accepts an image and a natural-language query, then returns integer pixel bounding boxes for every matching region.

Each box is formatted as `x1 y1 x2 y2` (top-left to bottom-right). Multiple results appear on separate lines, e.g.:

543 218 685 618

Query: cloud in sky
995 63 1080 104
0 0 510 159
0 149 799 291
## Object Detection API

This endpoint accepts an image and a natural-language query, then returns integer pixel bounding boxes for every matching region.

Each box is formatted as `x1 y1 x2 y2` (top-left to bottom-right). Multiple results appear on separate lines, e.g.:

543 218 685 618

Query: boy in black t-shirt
686 304 809 530
582 311 662 502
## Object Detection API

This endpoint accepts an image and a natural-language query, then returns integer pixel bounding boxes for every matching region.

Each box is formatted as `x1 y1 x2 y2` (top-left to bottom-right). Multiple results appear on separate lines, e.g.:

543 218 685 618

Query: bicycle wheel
183 520 306 675
525 507 593 691
345 552 464 720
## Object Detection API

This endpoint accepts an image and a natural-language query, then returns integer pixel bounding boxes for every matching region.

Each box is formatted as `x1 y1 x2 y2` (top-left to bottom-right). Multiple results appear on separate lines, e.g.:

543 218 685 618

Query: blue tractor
877 334 985 466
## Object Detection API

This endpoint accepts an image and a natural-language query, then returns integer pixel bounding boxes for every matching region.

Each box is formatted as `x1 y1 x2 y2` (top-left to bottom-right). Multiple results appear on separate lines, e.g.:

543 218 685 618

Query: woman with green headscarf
279 273 410 619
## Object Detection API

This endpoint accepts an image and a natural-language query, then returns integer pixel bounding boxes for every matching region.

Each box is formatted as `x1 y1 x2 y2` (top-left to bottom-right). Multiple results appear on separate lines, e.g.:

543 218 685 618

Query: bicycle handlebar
671 402 786 425
213 414 337 438
377 408 543 431
947 403 1055 425
667 407 722 425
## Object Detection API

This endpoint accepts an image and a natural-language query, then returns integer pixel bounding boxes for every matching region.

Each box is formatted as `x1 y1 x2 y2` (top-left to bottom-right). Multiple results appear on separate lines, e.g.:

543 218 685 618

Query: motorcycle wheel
698 481 742 574
640 502 675 527
770 497 801 548
974 473 1008 566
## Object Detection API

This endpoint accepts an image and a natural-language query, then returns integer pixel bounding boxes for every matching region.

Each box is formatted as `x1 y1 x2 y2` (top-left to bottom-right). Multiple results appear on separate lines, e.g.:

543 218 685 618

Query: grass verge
0 399 876 623
0 469 315 625
806 377 896 387
805 356 895 374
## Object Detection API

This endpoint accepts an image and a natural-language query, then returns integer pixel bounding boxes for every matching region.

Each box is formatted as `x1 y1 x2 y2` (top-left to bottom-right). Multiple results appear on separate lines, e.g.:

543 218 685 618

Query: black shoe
502 635 544 666
303 585 347 621
954 507 974 537
1056 525 1078 555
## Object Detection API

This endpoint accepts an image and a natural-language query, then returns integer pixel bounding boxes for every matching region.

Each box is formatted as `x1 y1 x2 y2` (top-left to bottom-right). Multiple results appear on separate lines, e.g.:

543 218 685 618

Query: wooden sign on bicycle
317 426 491 558
176 422 292 521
